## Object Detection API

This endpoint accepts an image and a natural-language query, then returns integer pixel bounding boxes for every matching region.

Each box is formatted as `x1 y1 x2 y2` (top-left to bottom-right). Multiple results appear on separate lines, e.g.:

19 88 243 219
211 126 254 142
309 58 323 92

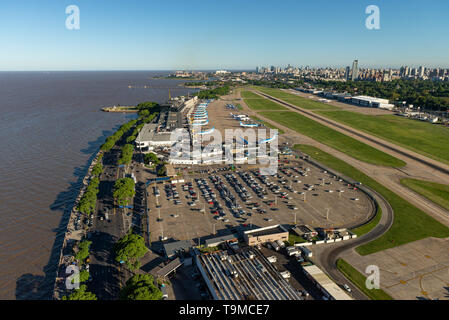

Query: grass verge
241 90 288 110
260 111 406 167
294 144 449 255
253 86 340 110
250 116 285 134
351 206 382 237
288 232 307 246
336 259 394 300
317 111 449 166
400 178 449 212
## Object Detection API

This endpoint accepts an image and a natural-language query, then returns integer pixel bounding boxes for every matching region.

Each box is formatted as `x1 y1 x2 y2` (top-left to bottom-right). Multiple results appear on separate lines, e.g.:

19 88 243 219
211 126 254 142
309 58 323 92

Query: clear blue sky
1 0 448 71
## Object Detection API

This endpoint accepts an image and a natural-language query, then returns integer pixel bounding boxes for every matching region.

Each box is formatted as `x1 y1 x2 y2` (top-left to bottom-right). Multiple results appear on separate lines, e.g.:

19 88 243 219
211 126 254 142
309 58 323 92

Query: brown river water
0 71 197 299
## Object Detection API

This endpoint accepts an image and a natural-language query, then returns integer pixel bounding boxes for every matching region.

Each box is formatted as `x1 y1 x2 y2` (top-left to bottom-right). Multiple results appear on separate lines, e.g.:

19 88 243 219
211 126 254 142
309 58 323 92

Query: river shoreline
52 149 104 300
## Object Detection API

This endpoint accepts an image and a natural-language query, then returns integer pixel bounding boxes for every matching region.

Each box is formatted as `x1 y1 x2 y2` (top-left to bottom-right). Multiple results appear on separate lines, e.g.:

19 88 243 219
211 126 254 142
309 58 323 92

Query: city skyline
1 0 449 71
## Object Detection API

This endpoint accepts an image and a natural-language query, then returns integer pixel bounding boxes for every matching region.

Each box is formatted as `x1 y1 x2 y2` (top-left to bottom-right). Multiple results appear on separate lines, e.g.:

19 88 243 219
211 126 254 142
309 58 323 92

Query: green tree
77 177 100 215
71 269 90 284
113 178 135 206
119 274 162 300
119 144 134 165
62 285 97 300
74 240 92 263
91 162 103 177
157 163 167 177
79 269 90 283
136 101 160 111
144 153 160 165
114 232 148 270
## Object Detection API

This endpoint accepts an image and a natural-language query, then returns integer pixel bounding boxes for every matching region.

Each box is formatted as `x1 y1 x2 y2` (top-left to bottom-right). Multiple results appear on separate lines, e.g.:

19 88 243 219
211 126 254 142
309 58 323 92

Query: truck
286 246 300 256
299 246 313 258
276 240 286 248
271 241 280 252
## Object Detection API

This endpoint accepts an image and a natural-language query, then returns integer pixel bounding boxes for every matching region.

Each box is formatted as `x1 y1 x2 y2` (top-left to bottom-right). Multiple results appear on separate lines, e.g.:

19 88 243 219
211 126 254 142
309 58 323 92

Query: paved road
89 147 129 299
255 90 449 176
238 89 396 299
313 185 394 300
250 89 449 226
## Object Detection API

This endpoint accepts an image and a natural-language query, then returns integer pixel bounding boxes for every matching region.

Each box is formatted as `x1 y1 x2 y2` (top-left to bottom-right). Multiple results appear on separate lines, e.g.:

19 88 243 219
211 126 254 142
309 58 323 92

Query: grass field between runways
317 110 449 166
400 178 449 212
253 86 340 111
259 111 406 167
241 90 288 111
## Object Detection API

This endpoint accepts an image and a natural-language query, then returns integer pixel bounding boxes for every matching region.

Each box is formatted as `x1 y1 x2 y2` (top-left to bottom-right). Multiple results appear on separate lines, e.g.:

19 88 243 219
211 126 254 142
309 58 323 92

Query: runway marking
385 264 449 289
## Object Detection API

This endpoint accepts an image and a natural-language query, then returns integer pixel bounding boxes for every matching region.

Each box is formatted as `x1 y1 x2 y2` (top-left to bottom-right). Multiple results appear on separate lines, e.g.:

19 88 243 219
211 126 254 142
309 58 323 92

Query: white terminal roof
135 123 158 143
352 95 390 104
303 265 353 300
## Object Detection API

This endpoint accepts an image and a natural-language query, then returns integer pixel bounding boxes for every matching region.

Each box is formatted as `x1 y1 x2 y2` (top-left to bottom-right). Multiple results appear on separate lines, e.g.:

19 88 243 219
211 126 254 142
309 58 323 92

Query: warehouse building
195 248 302 300
243 225 289 246
204 234 239 248
351 95 395 110
302 265 352 300
163 240 192 259
135 123 177 150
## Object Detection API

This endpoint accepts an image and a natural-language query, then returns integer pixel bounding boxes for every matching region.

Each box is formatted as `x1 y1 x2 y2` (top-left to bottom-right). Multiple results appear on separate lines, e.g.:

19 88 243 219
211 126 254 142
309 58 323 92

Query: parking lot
146 160 373 245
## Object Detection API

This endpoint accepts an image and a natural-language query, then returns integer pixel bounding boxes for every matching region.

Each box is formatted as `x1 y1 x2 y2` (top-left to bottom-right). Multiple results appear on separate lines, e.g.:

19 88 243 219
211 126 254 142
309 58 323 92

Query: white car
343 284 352 292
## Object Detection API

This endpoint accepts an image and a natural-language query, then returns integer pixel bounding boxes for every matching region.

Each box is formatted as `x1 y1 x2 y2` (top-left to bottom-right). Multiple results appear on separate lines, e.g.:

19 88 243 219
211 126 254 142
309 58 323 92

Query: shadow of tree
15 128 117 300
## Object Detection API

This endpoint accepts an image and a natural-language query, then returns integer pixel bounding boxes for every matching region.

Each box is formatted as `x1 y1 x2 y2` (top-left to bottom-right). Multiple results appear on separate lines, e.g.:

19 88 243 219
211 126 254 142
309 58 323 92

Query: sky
0 0 448 71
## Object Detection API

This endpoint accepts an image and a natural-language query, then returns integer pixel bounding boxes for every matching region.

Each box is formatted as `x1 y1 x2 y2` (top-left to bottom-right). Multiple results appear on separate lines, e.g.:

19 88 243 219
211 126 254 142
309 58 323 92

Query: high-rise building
351 60 359 81
405 66 410 77
345 66 350 80
418 66 424 78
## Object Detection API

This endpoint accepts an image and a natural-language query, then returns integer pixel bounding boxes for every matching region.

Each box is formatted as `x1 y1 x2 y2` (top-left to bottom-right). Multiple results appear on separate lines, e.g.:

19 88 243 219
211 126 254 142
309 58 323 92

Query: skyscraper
351 60 359 81
418 66 424 78
345 66 350 80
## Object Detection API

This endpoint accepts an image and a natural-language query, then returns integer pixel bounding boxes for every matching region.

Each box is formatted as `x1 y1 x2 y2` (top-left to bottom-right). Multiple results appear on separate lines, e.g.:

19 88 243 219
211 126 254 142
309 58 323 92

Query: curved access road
315 185 394 300
251 89 449 225
298 156 395 300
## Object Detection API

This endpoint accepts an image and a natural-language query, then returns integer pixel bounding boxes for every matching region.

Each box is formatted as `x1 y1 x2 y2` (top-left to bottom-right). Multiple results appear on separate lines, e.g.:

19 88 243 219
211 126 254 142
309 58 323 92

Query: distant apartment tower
345 66 350 80
351 60 359 81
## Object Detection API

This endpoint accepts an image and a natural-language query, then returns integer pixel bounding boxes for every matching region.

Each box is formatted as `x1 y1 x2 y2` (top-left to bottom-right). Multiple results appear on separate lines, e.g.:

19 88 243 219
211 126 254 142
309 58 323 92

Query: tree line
310 79 449 111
